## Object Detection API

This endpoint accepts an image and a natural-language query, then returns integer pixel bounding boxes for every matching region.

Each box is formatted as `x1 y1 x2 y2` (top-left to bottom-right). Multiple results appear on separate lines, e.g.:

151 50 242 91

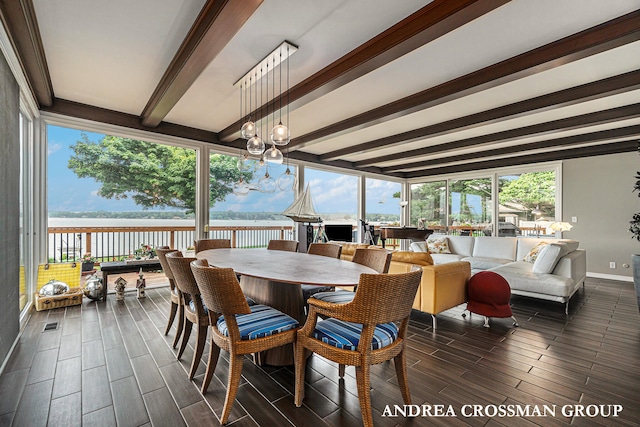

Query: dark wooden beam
363 103 640 170
218 0 509 142
404 139 639 178
44 98 217 144
289 9 640 151
0 0 53 106
322 69 640 162
141 0 263 127
387 125 640 174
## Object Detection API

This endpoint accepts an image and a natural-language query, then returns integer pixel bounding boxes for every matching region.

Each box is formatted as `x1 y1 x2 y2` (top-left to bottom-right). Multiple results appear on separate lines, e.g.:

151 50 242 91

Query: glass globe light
257 172 277 193
254 154 266 172
240 121 256 140
246 135 265 155
232 178 250 196
277 167 296 191
237 153 254 172
264 145 284 164
270 122 290 146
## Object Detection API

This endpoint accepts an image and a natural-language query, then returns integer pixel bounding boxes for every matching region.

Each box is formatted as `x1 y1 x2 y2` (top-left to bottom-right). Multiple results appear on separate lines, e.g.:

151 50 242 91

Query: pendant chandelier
232 41 297 196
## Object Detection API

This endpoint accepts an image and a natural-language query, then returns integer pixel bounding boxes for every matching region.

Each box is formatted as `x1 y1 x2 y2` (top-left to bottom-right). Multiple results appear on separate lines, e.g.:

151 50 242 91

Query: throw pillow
532 243 563 274
427 237 451 254
523 241 548 263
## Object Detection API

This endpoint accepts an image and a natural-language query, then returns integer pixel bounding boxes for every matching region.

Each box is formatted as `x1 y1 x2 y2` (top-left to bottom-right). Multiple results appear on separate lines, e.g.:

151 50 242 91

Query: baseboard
587 272 633 283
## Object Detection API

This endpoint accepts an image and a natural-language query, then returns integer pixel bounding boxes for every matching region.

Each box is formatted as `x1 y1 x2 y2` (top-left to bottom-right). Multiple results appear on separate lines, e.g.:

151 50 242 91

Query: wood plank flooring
1 277 638 426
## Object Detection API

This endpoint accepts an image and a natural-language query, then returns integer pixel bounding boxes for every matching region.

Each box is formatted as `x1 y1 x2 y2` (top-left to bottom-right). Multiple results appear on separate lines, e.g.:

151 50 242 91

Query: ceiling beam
363 102 640 170
322 69 640 162
218 0 509 142
140 0 263 128
404 139 638 178
388 125 640 174
289 9 640 151
0 0 53 107
44 98 217 144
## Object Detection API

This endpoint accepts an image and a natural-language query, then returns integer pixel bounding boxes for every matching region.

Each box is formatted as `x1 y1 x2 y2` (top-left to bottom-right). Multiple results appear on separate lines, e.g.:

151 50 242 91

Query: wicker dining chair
302 243 343 302
311 247 392 304
165 251 209 380
267 239 299 252
156 246 183 348
194 238 231 253
294 269 423 427
190 260 299 424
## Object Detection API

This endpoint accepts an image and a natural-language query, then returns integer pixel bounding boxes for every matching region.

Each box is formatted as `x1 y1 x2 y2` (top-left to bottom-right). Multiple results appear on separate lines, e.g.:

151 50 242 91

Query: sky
47 124 402 216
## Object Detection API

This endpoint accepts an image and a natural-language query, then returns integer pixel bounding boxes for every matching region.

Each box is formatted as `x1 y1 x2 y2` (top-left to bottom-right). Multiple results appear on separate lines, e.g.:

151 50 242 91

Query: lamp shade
549 222 573 231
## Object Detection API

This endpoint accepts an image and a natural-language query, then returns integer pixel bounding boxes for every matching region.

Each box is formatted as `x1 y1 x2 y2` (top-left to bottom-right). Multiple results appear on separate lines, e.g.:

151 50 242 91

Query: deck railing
48 225 295 263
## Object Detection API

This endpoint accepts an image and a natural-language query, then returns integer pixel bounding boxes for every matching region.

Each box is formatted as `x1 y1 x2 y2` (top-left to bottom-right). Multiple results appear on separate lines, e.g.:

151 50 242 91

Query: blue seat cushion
190 296 255 313
312 318 399 351
312 290 355 304
301 284 333 301
217 304 298 340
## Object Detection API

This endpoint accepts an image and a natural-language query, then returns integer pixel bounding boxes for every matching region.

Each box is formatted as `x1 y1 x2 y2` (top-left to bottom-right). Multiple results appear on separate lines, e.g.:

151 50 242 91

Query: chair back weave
166 251 199 297
350 270 422 325
156 246 178 285
307 242 342 259
267 239 299 252
190 261 251 316
194 239 231 253
352 248 392 273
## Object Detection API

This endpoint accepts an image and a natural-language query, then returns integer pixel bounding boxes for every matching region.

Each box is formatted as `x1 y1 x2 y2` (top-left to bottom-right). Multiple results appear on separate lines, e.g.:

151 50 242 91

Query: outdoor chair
267 239 299 252
194 238 231 253
311 247 392 304
156 246 183 348
294 269 423 427
190 260 299 424
165 251 209 380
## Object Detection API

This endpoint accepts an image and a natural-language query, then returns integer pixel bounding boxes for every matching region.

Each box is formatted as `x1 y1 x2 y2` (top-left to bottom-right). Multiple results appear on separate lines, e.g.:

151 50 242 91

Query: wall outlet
571 216 578 223
609 262 616 269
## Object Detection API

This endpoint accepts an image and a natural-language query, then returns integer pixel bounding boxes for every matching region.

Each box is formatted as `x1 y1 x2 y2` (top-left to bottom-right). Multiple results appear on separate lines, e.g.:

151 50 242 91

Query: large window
410 181 446 231
498 170 556 237
365 177 402 225
449 177 492 236
305 167 358 224
19 113 32 313
410 166 558 237
47 125 196 260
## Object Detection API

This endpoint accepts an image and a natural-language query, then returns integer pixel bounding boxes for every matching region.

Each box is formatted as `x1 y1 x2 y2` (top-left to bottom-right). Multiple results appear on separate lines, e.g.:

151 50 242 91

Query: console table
99 259 162 301
379 227 433 248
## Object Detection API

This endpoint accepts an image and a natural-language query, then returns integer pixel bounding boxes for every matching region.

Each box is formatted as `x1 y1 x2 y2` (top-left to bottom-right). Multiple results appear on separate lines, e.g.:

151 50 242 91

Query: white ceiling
12 0 640 178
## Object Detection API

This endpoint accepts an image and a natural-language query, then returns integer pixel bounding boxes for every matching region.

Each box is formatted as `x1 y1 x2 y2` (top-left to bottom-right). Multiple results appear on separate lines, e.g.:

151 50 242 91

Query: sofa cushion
427 237 451 254
523 241 549 263
391 251 433 266
410 241 428 252
491 262 575 298
430 253 466 264
462 256 513 271
472 237 517 261
532 243 563 274
429 234 474 257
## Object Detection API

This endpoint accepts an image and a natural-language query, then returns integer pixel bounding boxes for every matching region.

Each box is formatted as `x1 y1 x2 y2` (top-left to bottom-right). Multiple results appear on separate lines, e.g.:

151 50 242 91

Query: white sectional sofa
411 235 586 314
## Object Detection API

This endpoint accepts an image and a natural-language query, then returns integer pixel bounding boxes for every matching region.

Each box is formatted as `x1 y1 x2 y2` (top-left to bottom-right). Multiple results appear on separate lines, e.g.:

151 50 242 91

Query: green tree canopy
68 134 251 213
498 171 555 211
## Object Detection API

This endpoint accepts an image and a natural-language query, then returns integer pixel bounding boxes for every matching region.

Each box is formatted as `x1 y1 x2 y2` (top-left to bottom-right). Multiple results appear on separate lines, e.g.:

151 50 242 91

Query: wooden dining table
196 248 376 365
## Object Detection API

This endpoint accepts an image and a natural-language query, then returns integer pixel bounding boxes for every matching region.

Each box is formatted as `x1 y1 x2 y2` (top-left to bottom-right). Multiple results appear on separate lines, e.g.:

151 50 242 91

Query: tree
68 134 251 213
498 171 555 213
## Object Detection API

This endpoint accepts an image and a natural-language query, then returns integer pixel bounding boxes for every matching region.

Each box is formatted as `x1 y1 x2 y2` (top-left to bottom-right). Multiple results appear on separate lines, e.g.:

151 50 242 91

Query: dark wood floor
1 277 638 426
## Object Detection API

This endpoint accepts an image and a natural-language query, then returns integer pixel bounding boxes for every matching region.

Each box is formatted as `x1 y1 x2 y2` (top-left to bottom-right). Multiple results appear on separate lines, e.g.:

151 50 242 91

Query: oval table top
196 248 376 286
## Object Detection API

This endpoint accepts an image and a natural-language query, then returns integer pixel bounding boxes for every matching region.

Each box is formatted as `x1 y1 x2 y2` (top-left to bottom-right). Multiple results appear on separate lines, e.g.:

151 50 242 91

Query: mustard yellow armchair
387 251 470 329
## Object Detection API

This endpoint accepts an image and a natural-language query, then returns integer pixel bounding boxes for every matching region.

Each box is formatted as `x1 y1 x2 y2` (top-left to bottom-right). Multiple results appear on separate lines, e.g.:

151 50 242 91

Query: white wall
563 151 637 280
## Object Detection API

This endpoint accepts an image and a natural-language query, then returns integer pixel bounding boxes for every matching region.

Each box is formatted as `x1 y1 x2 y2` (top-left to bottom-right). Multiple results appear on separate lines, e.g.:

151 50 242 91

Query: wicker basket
35 287 84 311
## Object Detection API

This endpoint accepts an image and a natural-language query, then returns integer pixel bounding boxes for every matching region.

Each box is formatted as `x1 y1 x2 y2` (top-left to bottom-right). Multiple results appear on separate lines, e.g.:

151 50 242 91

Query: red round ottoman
463 271 518 327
